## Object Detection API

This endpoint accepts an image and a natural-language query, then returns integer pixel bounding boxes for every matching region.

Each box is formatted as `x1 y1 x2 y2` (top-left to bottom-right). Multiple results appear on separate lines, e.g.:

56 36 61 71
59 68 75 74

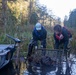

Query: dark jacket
54 27 72 42
32 26 47 41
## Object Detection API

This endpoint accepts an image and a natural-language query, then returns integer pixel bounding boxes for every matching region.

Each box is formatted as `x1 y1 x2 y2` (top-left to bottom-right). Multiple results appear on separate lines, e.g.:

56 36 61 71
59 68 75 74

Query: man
53 24 72 54
27 22 47 58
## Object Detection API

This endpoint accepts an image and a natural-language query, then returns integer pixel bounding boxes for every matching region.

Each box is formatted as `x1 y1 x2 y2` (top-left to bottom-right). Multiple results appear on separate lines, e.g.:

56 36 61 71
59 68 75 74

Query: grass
0 25 76 56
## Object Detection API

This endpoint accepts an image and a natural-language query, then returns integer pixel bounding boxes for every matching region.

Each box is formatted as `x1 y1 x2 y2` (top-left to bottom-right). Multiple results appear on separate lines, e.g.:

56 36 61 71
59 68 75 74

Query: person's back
62 26 72 39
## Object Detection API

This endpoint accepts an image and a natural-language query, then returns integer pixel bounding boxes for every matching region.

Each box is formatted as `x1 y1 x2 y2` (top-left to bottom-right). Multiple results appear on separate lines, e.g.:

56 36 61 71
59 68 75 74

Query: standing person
27 22 47 58
53 24 72 54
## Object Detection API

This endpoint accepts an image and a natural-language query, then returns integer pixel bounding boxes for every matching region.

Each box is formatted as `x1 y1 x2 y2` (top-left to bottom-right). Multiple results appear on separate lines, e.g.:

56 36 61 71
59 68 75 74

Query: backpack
63 27 72 38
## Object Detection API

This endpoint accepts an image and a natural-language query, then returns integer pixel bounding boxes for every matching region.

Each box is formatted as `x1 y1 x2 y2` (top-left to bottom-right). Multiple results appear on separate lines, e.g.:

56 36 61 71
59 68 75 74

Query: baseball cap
35 23 42 30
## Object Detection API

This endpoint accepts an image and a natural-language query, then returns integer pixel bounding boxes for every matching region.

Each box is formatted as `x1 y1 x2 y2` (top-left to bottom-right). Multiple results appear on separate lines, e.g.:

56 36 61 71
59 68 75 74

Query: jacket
54 27 72 42
32 26 47 41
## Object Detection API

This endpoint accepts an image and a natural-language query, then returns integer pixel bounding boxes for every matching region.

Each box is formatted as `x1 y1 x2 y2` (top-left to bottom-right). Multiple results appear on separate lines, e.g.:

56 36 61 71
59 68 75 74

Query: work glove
69 37 73 41
60 34 64 40
35 46 38 50
41 45 43 48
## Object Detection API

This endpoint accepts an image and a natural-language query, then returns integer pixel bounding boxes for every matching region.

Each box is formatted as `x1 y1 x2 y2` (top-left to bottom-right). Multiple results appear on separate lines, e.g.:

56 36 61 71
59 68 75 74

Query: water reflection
0 58 56 75
0 54 76 75
0 58 26 75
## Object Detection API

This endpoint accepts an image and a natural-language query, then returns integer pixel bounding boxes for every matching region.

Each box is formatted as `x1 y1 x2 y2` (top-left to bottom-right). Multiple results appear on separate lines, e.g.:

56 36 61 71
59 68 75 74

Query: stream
0 54 76 75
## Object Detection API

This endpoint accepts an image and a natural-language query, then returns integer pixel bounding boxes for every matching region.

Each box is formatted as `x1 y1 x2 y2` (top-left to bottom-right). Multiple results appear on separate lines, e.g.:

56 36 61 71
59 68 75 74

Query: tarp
0 44 12 56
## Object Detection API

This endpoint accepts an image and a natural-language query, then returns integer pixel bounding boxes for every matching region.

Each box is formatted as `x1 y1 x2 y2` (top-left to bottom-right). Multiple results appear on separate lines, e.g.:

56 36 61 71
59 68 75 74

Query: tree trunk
2 0 7 33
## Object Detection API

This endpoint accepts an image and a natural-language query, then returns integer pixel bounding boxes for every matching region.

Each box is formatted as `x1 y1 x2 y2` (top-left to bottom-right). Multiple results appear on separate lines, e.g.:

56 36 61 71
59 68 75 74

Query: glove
60 34 64 40
69 37 73 41
41 45 43 48
35 46 38 50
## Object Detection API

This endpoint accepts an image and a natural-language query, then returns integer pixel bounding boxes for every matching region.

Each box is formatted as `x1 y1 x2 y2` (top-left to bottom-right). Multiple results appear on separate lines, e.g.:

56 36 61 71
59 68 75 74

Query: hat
35 23 41 30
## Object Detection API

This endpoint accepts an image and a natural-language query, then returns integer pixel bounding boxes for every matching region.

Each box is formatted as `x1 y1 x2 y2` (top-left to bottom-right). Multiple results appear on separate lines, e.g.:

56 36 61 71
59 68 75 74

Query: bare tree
2 0 7 33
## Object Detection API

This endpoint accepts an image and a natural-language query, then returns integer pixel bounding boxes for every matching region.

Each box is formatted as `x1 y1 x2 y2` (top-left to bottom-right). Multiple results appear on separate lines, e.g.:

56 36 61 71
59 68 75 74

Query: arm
54 33 59 42
54 33 61 41
32 30 37 41
62 28 69 41
42 28 47 40
56 34 61 40
44 29 47 39
54 33 60 49
41 28 47 48
63 27 72 38
32 30 38 46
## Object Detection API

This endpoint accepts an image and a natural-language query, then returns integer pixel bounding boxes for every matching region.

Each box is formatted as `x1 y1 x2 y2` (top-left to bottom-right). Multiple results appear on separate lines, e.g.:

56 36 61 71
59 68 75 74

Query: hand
69 37 73 41
60 34 64 39
35 46 37 49
41 45 43 48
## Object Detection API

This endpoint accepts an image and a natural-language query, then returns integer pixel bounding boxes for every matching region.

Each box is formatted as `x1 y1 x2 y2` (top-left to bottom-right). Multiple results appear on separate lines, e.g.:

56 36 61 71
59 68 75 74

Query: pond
0 54 76 75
